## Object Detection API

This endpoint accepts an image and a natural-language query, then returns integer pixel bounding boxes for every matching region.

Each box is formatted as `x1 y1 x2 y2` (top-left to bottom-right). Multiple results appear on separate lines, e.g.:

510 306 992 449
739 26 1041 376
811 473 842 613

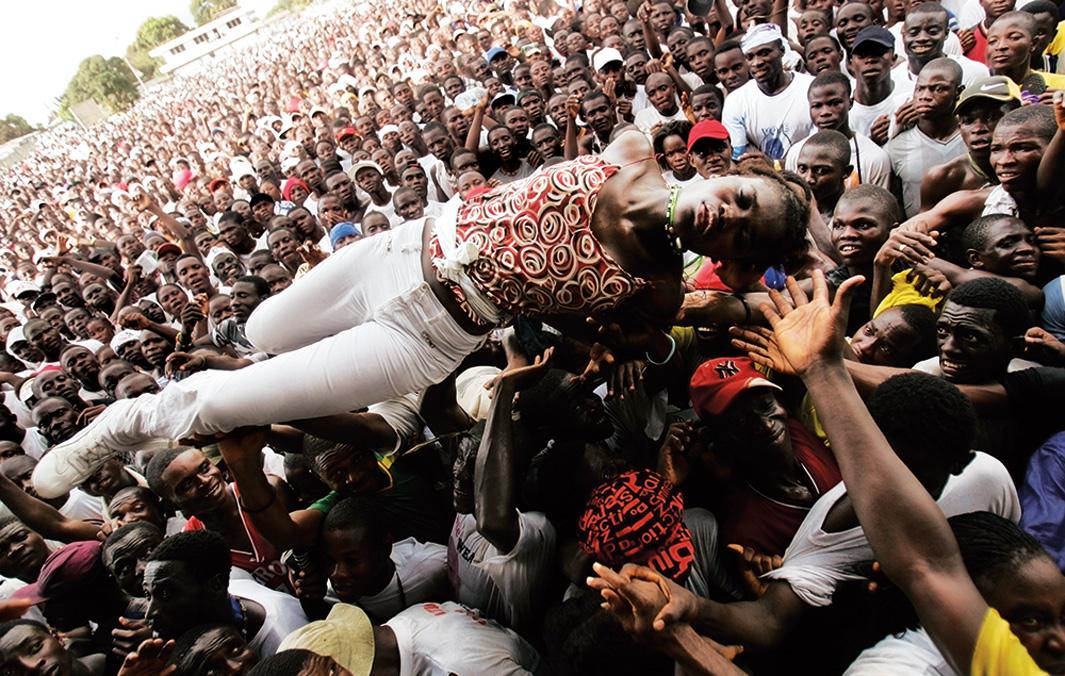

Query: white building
149 7 262 75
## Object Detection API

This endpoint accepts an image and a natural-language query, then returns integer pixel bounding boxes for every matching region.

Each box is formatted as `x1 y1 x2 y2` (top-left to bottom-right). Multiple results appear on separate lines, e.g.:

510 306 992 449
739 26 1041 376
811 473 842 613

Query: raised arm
215 428 322 551
474 350 553 552
758 271 989 673
0 473 101 543
1037 92 1065 199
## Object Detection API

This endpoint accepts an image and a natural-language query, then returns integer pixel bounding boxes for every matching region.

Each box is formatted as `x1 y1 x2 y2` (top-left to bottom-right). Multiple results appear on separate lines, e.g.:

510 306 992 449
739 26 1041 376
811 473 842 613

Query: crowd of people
0 0 1064 671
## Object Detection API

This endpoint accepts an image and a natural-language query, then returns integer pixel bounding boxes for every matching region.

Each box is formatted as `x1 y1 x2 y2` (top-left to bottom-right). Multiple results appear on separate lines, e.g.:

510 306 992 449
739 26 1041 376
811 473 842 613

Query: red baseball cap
336 127 359 141
155 242 182 258
689 357 782 418
687 120 730 152
15 540 105 604
207 178 229 193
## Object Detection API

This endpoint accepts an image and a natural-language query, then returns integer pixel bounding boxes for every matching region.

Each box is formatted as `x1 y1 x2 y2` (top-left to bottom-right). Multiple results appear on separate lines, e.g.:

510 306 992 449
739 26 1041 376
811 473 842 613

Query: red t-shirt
965 23 989 65
718 420 842 557
183 483 293 593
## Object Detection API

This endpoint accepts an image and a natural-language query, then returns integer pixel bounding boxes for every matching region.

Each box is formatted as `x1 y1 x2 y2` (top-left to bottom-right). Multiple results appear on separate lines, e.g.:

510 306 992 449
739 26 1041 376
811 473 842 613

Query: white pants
122 221 486 441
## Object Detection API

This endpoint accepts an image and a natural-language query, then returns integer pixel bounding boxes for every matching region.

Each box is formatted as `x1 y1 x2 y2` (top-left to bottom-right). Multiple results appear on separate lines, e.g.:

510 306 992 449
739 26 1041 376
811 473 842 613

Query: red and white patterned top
428 155 648 323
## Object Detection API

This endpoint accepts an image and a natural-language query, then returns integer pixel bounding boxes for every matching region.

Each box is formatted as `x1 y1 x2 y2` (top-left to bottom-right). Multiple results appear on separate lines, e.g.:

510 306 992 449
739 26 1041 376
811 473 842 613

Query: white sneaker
32 399 175 499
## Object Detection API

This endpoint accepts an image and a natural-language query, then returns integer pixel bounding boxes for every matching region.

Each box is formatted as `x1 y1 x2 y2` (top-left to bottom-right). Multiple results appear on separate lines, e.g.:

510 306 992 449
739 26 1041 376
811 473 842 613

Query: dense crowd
0 0 1064 672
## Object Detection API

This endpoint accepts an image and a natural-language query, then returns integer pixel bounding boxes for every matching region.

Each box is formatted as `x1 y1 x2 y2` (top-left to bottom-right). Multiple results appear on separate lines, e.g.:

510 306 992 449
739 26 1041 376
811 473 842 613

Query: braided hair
949 511 1049 590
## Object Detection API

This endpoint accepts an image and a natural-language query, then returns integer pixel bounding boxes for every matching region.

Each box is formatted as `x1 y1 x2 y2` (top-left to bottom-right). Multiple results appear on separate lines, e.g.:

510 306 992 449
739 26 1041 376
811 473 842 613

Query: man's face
144 560 209 639
990 122 1047 194
646 74 678 114
297 161 323 190
52 282 82 309
850 307 922 366
117 235 146 262
61 347 99 387
394 191 425 221
318 195 350 229
37 369 80 402
835 3 874 50
83 458 130 498
489 128 517 161
936 301 1011 383
533 127 562 158
252 200 274 224
181 627 258 676
218 219 250 248
160 448 228 514
691 91 720 122
798 11 830 44
116 373 160 399
24 322 62 357
176 258 212 295
229 281 263 323
714 48 751 92
361 214 391 238
986 18 1034 74
650 2 675 32
504 109 531 138
323 527 392 602
969 219 1041 280
582 96 618 138
831 200 892 268
851 44 894 86
261 266 293 294
747 43 784 87
687 40 714 78
719 388 791 456
624 53 650 85
34 399 80 444
442 108 472 144
531 60 554 89
103 528 162 597
690 138 733 177
798 144 849 204
354 167 383 194
422 90 445 120
805 36 844 74
423 128 453 163
212 188 233 213
903 11 948 64
958 100 1012 159
983 555 1065 675
326 174 355 206
83 283 115 311
0 624 74 676
808 83 850 131
2 457 40 498
0 521 48 581
158 285 188 318
109 493 163 529
913 68 959 119
140 332 172 368
623 21 646 50
313 447 388 495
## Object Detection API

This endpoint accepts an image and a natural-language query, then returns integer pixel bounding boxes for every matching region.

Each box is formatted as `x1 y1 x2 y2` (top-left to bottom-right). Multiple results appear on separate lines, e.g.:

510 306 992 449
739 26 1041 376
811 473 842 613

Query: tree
126 15 190 80
0 115 35 144
190 0 237 25
59 55 140 120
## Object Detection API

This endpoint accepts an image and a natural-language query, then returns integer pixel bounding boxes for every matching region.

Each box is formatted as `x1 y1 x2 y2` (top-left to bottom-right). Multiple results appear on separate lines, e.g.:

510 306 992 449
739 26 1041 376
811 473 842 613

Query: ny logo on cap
714 360 739 379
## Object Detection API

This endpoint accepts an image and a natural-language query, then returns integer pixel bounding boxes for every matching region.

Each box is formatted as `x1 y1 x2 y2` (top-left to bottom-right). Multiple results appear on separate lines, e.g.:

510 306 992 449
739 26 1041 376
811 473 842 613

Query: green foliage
190 0 238 25
268 0 314 17
0 115 35 144
126 15 191 79
59 55 141 119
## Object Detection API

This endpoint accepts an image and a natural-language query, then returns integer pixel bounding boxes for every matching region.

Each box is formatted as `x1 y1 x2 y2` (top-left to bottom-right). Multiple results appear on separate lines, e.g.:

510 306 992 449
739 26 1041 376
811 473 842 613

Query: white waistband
431 196 508 324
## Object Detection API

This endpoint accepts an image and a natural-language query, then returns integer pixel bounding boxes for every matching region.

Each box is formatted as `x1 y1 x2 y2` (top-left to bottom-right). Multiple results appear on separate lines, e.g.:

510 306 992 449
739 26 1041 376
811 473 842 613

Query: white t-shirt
891 54 989 97
848 88 912 139
764 451 1019 607
229 575 310 657
633 103 689 134
358 538 448 621
912 356 1042 376
844 627 952 675
886 126 966 217
721 72 815 160
448 511 556 631
20 429 49 461
785 132 893 190
60 488 106 523
385 601 541 676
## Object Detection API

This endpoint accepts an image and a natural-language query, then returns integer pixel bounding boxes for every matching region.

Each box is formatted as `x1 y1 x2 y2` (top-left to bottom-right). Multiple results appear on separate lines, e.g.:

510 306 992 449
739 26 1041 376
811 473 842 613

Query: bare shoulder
601 129 654 166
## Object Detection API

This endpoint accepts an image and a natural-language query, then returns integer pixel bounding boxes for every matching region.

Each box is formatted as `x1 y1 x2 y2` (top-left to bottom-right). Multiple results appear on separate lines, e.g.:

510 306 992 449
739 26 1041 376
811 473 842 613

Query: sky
0 0 199 125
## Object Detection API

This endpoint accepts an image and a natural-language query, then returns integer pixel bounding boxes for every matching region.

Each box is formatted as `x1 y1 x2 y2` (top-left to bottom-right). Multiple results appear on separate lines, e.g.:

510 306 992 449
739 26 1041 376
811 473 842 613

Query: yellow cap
278 603 375 676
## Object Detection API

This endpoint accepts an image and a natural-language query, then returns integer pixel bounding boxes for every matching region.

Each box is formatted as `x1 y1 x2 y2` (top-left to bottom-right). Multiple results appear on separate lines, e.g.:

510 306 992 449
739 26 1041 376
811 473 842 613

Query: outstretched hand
753 271 863 376
117 638 176 676
485 347 555 393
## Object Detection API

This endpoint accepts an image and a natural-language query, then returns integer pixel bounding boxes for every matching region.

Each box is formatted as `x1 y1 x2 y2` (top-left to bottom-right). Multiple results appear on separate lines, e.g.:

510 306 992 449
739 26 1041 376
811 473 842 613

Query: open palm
754 272 864 377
